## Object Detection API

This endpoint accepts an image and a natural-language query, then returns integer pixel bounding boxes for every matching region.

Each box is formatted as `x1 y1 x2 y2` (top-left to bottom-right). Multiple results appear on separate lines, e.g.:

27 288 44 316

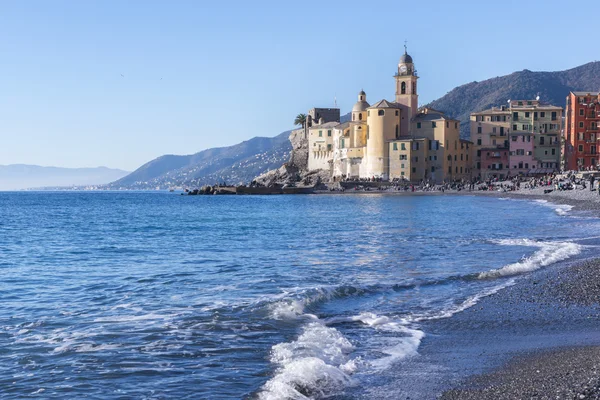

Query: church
306 48 473 184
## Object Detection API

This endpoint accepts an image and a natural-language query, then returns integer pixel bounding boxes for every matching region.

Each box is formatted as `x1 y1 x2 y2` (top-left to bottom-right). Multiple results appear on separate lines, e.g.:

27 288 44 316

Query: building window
327 130 331 137
592 146 597 155
540 137 545 145
412 167 416 173
461 154 464 161
341 139 345 149
455 122 458 129
431 166 435 172
446 121 449 128
417 122 421 129
552 112 557 121
319 130 322 137
541 112 545 118
393 143 398 150
395 125 399 138
513 124 517 131
477 139 482 145
477 127 482 134
400 154 407 160
378 110 385 116
327 144 332 151
401 172 405 176
432 122 436 128
395 110 399 116
580 109 585 116
578 145 584 152
513 112 518 120
401 163 405 168
580 122 584 128
551 148 556 155
401 143 406 150
525 112 530 118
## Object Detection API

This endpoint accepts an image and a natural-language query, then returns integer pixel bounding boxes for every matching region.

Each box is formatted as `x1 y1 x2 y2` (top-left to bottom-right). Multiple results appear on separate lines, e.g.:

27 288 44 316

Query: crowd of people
328 171 600 195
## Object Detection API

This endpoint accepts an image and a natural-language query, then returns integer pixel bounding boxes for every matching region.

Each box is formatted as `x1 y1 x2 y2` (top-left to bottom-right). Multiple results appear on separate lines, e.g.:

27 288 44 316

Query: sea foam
479 238 581 279
259 322 355 400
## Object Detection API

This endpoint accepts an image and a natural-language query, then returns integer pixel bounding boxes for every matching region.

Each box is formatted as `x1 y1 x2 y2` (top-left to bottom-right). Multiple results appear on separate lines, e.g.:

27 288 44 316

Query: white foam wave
259 322 355 400
410 280 516 322
268 286 350 321
479 238 581 279
348 313 424 370
534 199 574 216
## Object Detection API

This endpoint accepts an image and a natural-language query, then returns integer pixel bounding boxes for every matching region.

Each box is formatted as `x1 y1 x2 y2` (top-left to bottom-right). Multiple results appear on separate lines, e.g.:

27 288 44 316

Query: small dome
400 52 413 64
353 90 369 112
352 100 370 112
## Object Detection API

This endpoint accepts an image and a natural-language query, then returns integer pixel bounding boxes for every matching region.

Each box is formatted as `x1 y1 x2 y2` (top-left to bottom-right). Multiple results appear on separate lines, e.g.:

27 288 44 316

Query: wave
409 279 516 322
478 238 581 279
258 322 356 400
534 199 574 216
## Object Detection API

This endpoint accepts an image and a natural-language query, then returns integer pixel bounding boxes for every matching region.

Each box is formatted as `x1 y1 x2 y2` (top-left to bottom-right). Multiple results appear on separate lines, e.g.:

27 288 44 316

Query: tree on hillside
294 113 307 128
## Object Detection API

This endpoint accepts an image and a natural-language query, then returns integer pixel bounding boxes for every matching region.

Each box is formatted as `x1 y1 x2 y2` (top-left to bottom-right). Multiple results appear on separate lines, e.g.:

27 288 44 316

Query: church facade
307 49 473 183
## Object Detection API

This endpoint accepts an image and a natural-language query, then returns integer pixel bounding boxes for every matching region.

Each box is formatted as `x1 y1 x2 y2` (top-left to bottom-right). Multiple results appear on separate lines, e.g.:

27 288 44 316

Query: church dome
400 52 413 64
352 100 370 112
353 90 370 112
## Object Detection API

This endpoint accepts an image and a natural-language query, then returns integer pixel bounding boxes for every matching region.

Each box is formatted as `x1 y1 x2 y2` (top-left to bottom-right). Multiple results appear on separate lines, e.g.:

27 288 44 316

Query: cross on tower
404 40 408 53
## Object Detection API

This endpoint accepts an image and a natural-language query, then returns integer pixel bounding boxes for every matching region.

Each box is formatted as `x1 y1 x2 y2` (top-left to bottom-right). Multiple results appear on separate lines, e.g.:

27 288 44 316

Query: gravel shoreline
439 258 600 400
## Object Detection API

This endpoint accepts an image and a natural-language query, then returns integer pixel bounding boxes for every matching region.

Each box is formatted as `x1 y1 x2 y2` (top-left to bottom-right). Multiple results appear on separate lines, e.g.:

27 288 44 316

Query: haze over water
0 192 597 399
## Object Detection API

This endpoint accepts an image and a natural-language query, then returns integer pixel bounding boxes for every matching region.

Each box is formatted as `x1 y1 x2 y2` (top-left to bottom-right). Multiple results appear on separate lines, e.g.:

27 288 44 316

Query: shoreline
430 256 600 399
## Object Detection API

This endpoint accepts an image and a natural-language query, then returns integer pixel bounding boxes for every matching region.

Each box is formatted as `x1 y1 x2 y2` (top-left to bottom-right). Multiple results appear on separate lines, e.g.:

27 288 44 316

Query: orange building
565 91 600 170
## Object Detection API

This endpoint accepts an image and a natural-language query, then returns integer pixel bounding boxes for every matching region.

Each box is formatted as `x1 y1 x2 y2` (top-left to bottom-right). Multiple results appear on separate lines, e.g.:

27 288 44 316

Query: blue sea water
0 192 598 399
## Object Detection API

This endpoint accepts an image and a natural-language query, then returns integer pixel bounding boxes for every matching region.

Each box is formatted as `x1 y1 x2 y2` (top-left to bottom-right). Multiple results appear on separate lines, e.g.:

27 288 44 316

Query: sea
1 191 599 399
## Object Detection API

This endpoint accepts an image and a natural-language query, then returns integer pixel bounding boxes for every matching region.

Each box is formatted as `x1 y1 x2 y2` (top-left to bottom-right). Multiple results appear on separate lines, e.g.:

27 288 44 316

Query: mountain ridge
110 61 600 189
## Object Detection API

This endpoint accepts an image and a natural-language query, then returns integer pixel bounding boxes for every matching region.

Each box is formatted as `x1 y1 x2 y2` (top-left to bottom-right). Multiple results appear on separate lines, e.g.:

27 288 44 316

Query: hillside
0 165 129 191
428 61 600 138
108 131 292 189
111 61 600 189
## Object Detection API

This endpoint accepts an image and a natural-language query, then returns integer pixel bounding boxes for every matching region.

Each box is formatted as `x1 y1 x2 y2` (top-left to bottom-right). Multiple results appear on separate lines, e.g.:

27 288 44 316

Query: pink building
509 133 536 174
480 147 510 180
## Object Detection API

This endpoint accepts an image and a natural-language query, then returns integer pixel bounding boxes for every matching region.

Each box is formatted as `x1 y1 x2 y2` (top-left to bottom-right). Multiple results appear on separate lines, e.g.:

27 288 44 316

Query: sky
0 0 597 171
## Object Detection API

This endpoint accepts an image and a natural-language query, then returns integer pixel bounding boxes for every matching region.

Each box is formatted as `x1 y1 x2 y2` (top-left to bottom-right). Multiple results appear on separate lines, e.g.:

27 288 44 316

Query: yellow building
306 48 474 183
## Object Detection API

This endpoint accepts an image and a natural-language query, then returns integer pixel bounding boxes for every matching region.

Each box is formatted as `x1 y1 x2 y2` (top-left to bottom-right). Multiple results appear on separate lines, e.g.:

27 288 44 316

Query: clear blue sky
0 0 595 171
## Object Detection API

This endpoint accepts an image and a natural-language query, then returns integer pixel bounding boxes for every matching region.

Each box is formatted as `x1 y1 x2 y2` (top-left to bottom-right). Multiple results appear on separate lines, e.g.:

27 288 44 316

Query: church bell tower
395 45 419 119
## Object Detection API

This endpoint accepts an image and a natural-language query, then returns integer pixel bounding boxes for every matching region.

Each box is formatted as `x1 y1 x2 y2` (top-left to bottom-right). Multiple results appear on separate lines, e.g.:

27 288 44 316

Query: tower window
401 82 406 95
378 110 385 116
358 113 362 121
412 82 416 95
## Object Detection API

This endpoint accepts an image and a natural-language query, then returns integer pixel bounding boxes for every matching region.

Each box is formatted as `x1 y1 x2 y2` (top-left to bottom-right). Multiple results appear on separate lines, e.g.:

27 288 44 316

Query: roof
368 99 403 109
400 52 413 64
335 121 351 130
471 107 510 115
572 91 600 96
309 121 339 130
352 100 370 112
413 112 453 122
